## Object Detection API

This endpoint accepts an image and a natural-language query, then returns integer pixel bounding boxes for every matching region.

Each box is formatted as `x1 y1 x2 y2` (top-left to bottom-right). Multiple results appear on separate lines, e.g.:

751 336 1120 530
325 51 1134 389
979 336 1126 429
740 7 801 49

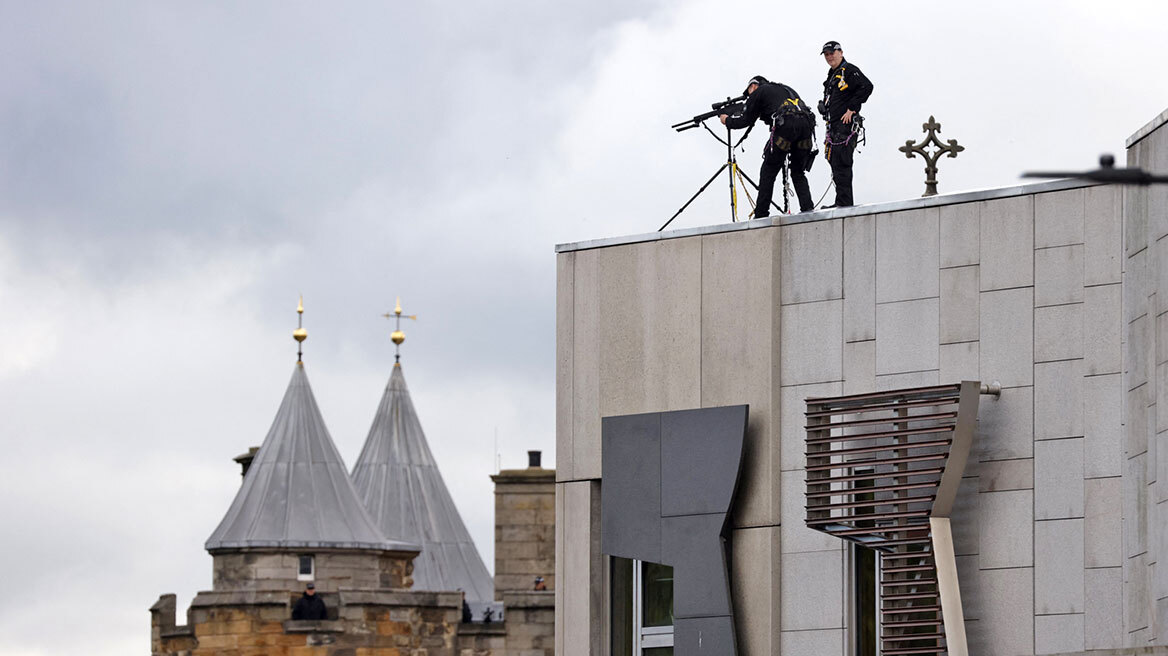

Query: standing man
291 582 327 620
820 41 874 208
719 75 817 216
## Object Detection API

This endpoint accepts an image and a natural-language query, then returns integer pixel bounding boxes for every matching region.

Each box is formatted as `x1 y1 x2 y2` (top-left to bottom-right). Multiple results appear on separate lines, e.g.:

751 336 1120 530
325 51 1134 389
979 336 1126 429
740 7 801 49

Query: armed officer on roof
819 40 874 208
719 76 817 215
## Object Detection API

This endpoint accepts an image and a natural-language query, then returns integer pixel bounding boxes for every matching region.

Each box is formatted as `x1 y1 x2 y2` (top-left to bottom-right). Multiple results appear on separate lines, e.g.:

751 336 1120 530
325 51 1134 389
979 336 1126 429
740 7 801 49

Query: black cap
306 582 315 589
744 75 768 94
821 41 841 54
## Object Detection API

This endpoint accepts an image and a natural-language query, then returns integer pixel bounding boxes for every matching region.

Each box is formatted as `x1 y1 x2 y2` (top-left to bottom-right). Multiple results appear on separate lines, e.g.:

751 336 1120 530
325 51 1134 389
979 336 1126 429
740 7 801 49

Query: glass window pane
299 555 313 576
641 561 674 627
643 648 673 656
611 557 633 656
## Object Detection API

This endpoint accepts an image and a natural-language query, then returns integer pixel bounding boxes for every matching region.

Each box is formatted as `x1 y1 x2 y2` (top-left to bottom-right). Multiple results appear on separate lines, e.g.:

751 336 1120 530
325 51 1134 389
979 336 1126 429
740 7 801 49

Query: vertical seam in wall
699 236 703 407
1031 194 1038 655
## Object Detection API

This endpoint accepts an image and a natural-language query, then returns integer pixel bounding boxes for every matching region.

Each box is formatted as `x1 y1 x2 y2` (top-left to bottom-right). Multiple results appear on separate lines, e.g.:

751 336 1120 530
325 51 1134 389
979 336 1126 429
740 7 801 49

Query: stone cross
899 116 965 197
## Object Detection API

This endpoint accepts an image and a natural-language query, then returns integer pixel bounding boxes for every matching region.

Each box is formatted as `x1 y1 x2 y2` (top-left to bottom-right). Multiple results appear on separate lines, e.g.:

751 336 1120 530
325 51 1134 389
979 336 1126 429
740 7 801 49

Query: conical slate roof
351 365 494 601
206 363 417 553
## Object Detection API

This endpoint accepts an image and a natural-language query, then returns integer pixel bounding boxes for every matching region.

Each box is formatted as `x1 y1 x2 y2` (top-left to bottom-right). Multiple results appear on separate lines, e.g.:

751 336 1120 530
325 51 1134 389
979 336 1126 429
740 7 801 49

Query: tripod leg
660 163 730 232
737 168 785 215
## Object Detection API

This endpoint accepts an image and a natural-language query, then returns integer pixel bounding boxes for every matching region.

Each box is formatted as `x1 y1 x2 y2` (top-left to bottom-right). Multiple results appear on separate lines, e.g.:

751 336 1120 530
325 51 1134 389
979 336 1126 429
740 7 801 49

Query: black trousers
755 116 814 216
828 122 856 207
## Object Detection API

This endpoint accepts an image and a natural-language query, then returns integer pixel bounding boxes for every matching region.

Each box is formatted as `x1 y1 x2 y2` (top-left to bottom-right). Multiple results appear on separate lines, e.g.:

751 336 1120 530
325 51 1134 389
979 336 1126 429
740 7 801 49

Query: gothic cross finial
899 115 965 197
381 296 418 366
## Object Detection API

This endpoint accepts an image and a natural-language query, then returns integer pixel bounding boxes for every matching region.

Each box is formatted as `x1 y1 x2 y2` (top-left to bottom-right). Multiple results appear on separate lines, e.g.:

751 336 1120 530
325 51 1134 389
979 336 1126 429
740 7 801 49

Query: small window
298 555 314 581
611 556 674 655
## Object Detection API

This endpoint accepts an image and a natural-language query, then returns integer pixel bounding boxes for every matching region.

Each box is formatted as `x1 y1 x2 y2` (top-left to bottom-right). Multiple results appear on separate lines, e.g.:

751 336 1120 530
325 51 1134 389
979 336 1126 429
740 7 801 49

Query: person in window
291 582 327 620
533 576 547 591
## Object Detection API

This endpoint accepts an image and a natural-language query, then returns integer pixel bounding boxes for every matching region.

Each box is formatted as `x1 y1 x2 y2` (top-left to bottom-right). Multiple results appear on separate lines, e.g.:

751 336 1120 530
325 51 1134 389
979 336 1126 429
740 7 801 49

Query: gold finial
381 297 417 366
293 295 307 363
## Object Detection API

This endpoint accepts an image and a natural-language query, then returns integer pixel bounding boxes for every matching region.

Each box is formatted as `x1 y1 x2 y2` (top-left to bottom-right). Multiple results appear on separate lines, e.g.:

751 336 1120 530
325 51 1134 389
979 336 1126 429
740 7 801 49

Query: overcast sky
3 1 1167 654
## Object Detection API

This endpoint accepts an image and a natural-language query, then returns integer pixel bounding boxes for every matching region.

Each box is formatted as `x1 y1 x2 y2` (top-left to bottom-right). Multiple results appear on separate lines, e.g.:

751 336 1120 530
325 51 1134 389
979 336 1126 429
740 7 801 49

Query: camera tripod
659 121 790 232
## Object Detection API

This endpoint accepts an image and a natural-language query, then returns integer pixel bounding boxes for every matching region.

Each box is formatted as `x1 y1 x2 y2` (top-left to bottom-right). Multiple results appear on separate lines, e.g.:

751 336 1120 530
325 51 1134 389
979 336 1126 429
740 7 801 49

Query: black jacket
822 59 873 123
292 592 327 620
725 82 813 130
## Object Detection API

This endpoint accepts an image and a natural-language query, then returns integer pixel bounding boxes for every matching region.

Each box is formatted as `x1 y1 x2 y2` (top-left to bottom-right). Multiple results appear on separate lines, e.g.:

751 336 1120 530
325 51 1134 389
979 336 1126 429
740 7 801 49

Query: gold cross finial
381 297 418 366
293 295 307 364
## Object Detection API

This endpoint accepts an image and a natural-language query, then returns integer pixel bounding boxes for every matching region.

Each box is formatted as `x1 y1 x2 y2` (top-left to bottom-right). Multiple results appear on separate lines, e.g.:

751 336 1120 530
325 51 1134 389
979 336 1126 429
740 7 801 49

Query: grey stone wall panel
940 340 979 382
1036 244 1086 307
979 489 1034 568
1085 566 1125 650
1085 374 1124 478
980 195 1035 291
940 265 979 344
1035 303 1084 363
1035 519 1086 614
1085 476 1124 568
843 214 876 341
780 299 843 386
1085 284 1123 376
1085 184 1123 286
976 566 1035 656
781 218 842 304
976 385 1034 461
980 287 1035 388
940 201 980 268
730 526 779 656
875 298 939 375
1041 436 1083 518
843 339 876 395
1036 188 1086 249
876 207 939 303
556 252 575 482
1035 613 1086 655
570 249 601 481
1035 360 1086 441
779 549 843 630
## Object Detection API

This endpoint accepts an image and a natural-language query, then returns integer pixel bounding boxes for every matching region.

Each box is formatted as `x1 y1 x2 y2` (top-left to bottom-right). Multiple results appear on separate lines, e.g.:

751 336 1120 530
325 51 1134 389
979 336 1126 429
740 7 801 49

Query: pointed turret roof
351 365 494 601
206 364 418 553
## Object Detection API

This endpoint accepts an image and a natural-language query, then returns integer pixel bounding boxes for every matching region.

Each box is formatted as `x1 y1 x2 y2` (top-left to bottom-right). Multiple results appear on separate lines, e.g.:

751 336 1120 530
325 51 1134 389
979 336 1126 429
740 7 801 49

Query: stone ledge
501 591 555 609
491 468 556 484
283 619 344 634
338 588 460 608
190 589 290 606
159 626 194 638
457 621 507 636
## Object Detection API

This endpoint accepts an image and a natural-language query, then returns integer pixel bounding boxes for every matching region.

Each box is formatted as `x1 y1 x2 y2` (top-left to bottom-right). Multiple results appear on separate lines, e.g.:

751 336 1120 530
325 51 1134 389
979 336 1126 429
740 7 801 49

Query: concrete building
554 108 1168 655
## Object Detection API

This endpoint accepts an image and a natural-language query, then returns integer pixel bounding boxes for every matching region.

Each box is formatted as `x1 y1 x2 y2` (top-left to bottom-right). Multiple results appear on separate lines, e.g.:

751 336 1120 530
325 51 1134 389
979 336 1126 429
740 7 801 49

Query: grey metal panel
661 514 731 618
674 616 737 656
600 412 662 564
349 365 494 602
205 364 415 553
601 405 748 656
661 406 747 517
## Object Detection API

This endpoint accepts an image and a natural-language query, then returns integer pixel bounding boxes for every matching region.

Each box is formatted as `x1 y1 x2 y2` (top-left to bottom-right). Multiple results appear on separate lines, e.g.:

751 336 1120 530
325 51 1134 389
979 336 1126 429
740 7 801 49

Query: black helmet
744 75 769 94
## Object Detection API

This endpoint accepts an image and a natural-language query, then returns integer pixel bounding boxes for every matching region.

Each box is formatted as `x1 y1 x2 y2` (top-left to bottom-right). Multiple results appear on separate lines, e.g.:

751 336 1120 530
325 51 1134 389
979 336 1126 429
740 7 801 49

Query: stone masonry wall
491 467 556 598
151 589 459 655
212 549 414 593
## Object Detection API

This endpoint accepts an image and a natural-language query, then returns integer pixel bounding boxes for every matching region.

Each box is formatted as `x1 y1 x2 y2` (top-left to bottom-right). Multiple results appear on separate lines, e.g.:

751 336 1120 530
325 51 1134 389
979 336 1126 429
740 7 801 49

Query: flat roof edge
1127 107 1168 148
555 178 1097 254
